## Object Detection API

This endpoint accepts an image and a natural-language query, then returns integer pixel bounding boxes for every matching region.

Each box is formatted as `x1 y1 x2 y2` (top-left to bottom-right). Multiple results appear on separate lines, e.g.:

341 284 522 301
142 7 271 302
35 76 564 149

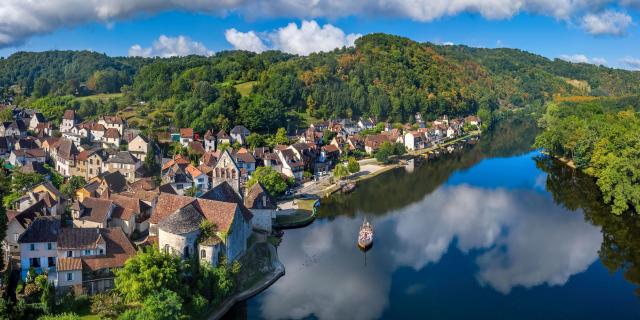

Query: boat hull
358 239 373 251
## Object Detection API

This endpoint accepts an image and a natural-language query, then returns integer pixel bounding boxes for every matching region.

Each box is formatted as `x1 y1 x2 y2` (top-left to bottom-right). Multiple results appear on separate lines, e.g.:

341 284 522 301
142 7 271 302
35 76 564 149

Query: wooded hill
2 33 639 134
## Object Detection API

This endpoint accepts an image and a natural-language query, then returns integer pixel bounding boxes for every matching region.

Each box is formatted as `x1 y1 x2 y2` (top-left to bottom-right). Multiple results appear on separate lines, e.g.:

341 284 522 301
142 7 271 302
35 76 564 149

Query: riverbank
209 242 285 320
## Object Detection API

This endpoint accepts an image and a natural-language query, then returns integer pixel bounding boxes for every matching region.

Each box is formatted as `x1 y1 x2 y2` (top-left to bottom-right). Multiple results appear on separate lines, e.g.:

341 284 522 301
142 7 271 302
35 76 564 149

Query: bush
347 157 360 174
91 292 125 319
38 312 81 320
333 164 349 179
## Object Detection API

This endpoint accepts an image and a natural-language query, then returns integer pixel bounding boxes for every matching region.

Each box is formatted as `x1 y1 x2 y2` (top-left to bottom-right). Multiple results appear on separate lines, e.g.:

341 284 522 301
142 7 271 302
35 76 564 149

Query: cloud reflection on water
257 184 602 320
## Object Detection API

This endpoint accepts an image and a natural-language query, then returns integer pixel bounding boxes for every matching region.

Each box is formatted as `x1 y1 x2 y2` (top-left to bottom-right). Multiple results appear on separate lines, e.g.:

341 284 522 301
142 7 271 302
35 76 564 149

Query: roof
216 130 230 139
100 115 124 125
107 151 137 165
204 129 215 140
129 177 158 191
57 227 105 249
57 257 83 271
244 183 277 210
13 148 46 158
185 164 205 178
180 128 194 138
102 171 128 193
187 141 205 155
152 192 251 234
56 139 79 160
110 193 149 221
17 162 48 175
159 183 178 194
62 110 76 120
76 197 113 224
230 125 250 135
18 216 60 243
82 228 136 271
200 234 222 246
158 203 203 234
162 154 190 171
10 200 49 228
233 150 256 163
200 151 219 167
322 144 340 153
104 128 121 139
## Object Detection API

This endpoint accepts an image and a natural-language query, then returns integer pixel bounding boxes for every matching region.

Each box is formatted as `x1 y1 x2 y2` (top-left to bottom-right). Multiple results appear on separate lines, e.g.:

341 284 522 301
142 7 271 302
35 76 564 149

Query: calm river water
230 118 640 319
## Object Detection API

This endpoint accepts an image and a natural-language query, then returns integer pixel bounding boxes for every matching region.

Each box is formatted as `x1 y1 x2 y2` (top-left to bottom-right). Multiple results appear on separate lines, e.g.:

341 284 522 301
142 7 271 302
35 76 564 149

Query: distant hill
2 33 639 133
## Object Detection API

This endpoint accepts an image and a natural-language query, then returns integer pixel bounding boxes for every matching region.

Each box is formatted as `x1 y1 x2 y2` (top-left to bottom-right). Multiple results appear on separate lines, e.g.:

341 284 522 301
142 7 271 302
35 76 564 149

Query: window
14 233 18 242
99 249 104 255
176 184 183 190
164 244 170 254
48 257 56 267
47 243 52 250
66 251 73 258
184 246 190 258
84 250 91 256
30 244 36 251
200 249 206 259
30 257 40 268
66 273 73 281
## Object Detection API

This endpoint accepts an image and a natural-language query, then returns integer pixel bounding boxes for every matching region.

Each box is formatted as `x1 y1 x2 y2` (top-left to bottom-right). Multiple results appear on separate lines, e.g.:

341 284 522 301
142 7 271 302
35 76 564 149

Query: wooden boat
342 182 357 194
358 218 373 250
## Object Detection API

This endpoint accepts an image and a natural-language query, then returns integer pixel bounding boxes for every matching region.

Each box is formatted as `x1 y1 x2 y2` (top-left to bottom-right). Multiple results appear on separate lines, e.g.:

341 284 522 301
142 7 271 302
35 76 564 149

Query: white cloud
581 10 633 35
225 20 361 55
559 54 607 65
224 28 267 53
128 35 213 57
1 1 639 48
621 56 640 69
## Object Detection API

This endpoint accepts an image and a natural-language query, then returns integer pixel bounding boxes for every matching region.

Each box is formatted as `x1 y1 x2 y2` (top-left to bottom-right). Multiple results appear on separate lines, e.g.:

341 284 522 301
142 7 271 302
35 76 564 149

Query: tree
347 157 360 174
246 166 288 197
333 164 349 179
321 130 336 146
60 176 86 198
32 77 51 98
267 128 289 147
237 94 286 133
90 292 124 319
143 152 159 176
38 313 81 320
114 247 185 303
246 133 265 149
0 108 13 122
44 164 64 189
118 289 182 320
11 172 45 193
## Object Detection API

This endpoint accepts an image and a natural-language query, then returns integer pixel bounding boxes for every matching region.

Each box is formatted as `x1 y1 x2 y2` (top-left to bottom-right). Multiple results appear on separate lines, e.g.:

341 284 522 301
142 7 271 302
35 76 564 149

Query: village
0 104 481 315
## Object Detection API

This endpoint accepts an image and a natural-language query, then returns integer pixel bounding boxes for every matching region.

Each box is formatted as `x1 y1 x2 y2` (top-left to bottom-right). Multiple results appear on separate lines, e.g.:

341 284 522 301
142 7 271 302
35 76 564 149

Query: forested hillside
2 33 639 134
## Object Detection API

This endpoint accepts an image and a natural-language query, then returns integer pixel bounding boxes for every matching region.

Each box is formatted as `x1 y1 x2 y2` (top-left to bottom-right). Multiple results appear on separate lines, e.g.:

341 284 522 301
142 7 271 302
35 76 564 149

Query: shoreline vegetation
534 95 640 215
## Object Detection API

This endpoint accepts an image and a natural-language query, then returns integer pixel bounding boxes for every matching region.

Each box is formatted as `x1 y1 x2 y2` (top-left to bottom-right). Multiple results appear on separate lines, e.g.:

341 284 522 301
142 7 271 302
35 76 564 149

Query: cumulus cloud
224 28 267 53
621 56 640 69
1 1 639 48
559 54 607 65
128 35 213 57
225 20 361 55
581 10 633 35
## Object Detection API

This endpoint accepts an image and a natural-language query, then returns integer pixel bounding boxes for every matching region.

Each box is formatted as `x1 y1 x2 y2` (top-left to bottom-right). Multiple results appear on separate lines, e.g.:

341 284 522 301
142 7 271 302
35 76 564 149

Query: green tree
38 313 81 320
0 108 13 122
333 164 349 179
11 171 46 192
246 133 265 149
347 157 360 174
118 289 182 320
60 176 86 198
246 166 288 196
114 247 184 303
237 94 286 133
32 77 52 98
91 292 125 319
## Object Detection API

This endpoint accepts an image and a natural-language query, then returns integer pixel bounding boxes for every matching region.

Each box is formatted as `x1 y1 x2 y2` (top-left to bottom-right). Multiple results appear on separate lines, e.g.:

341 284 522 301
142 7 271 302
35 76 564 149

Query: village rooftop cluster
0 105 479 296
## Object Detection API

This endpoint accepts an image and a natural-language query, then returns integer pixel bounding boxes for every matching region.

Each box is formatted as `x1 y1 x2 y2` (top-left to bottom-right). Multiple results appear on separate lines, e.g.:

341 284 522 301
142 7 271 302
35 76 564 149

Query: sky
1 1 640 70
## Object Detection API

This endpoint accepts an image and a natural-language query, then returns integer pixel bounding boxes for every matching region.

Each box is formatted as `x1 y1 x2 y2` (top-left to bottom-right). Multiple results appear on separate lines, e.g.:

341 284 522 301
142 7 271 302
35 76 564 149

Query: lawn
234 81 256 97
75 92 124 102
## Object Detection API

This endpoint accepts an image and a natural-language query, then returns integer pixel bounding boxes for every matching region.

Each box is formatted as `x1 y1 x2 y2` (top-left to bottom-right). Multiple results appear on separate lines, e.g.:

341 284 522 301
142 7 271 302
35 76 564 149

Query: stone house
230 125 251 145
18 217 60 282
60 110 78 133
71 197 115 229
9 148 46 166
203 130 216 152
127 135 150 161
179 128 194 147
105 151 140 183
211 149 243 195
152 191 253 265
216 130 231 145
244 183 277 232
54 138 79 177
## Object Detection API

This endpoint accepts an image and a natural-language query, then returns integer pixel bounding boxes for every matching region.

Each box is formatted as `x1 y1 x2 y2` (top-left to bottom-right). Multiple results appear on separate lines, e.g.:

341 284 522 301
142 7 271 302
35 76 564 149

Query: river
227 118 640 319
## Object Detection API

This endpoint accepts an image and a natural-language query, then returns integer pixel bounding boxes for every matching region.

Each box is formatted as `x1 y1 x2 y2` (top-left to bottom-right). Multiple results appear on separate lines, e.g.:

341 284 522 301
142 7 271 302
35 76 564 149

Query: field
234 81 256 97
75 92 124 102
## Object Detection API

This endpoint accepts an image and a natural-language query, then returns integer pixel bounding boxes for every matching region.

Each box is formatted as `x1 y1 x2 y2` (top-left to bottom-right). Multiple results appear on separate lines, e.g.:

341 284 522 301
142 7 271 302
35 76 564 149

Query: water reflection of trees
319 117 539 218
535 156 640 295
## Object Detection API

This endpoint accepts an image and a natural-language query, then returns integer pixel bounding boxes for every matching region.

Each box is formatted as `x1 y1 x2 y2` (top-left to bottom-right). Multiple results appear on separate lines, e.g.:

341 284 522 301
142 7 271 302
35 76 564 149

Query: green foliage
535 97 640 215
375 142 406 164
347 157 360 174
246 166 289 196
321 130 336 145
90 292 124 319
143 151 159 176
11 171 46 193
237 94 287 132
44 164 64 189
333 164 350 179
0 108 13 122
117 289 182 320
246 132 265 149
60 176 86 198
114 247 185 303
38 313 81 320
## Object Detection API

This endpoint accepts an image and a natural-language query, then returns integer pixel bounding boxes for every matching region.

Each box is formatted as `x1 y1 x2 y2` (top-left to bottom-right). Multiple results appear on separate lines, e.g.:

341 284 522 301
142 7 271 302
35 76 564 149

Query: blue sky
1 1 640 70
